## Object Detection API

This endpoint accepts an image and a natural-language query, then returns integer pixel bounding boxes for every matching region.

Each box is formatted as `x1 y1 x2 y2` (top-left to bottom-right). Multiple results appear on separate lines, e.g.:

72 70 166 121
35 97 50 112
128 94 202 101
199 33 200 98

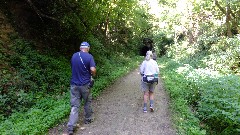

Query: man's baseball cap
80 42 90 48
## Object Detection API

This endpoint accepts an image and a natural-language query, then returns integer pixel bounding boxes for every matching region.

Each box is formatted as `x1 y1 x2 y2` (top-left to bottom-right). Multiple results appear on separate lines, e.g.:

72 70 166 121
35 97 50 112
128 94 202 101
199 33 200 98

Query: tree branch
215 0 236 19
229 6 236 18
25 0 59 22
215 0 226 14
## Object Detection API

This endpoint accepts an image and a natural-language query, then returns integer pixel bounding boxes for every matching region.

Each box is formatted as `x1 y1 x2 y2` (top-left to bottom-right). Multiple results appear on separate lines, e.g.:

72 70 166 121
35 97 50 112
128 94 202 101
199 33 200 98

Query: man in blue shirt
67 42 96 135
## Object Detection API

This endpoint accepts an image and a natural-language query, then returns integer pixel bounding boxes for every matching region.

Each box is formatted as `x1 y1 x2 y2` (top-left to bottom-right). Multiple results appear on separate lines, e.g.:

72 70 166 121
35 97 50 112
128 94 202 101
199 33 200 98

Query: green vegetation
0 37 70 118
158 36 240 134
159 56 240 135
152 1 240 134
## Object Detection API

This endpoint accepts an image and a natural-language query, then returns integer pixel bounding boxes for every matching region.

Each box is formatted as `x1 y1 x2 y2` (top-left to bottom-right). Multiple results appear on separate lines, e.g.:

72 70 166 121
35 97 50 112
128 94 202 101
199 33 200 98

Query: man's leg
67 85 81 132
81 85 93 124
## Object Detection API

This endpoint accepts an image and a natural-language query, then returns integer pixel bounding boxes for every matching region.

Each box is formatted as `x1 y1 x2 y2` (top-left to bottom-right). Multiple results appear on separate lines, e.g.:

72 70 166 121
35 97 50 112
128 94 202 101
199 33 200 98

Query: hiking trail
48 68 176 135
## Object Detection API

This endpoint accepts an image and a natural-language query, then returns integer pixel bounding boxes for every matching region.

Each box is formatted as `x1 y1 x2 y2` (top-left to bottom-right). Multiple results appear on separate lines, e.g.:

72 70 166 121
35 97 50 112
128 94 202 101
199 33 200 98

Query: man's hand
90 67 96 76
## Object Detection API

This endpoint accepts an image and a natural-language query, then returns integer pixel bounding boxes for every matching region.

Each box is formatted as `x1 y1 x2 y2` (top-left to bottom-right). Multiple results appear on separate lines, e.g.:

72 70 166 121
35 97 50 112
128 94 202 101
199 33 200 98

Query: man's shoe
84 118 93 124
68 130 73 135
68 125 74 135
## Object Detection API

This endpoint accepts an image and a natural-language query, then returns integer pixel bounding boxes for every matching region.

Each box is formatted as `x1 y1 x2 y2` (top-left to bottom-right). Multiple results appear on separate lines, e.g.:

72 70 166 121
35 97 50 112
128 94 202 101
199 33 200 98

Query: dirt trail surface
49 68 176 135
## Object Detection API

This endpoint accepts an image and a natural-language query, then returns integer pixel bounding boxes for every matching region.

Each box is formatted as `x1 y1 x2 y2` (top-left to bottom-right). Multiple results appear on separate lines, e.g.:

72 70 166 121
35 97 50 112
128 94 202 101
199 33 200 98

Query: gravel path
49 68 176 135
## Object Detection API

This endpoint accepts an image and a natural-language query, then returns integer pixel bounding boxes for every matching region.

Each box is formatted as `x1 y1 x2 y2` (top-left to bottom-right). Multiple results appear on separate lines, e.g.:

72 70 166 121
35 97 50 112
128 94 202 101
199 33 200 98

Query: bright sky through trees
139 0 161 16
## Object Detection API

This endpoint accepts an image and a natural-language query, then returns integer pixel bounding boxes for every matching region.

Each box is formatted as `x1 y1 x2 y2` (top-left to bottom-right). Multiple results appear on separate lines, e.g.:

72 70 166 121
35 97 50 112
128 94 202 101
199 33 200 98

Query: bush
159 57 206 135
0 94 70 135
203 37 240 74
160 55 240 135
197 75 240 134
0 38 70 117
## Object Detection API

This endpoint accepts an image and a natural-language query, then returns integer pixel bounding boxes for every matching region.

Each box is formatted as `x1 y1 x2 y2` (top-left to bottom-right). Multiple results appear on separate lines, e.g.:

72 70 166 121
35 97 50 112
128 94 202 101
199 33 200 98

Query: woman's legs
141 82 156 112
149 91 154 112
143 91 154 112
144 91 149 103
143 91 149 112
149 91 154 101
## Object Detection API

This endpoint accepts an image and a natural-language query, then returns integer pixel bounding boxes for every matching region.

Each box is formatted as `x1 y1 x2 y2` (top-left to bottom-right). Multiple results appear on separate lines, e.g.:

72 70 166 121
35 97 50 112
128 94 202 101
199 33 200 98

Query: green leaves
159 57 206 135
159 55 240 135
0 38 70 118
0 94 70 135
197 75 240 133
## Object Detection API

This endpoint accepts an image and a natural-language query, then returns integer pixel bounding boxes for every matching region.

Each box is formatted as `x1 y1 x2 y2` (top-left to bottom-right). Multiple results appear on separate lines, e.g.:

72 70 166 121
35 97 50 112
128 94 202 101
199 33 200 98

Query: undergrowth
159 56 240 135
159 35 240 135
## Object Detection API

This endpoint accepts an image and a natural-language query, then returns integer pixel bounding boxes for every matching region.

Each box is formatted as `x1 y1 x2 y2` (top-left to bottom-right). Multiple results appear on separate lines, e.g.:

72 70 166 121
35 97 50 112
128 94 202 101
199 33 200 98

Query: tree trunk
104 11 110 39
226 2 232 37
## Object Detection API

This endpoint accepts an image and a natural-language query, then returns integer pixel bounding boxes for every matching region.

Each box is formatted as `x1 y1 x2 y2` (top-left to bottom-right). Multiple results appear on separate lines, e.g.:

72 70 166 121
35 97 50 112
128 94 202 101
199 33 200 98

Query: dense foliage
152 0 239 134
159 56 240 134
0 0 153 56
0 37 70 118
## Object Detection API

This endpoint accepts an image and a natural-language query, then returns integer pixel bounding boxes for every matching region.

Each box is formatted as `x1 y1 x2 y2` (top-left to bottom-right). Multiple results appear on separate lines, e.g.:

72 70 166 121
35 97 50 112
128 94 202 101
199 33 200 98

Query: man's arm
90 67 96 76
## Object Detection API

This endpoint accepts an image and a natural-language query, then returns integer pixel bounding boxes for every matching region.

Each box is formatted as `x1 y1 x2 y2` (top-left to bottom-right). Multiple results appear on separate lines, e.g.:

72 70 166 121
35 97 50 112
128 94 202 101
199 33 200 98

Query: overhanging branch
214 0 236 19
25 0 59 22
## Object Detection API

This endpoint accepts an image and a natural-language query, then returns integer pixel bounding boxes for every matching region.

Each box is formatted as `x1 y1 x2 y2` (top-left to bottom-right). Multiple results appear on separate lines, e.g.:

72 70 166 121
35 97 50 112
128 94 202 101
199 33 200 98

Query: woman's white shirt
140 59 159 75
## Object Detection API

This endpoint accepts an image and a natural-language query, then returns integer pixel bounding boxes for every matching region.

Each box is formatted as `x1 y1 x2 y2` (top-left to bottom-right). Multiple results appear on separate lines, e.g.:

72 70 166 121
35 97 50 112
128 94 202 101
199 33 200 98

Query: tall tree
214 0 239 37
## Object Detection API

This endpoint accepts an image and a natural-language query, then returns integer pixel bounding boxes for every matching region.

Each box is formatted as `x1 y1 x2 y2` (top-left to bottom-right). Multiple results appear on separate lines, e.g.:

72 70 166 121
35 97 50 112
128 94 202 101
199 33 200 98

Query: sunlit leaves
160 56 240 134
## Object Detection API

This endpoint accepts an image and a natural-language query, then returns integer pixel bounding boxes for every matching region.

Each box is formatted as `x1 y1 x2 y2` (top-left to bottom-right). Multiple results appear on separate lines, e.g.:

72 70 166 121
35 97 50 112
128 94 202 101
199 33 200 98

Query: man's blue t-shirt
70 51 96 86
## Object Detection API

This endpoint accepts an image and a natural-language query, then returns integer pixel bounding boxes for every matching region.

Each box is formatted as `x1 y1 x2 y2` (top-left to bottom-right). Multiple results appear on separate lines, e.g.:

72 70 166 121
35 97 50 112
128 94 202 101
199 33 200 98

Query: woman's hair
145 51 153 61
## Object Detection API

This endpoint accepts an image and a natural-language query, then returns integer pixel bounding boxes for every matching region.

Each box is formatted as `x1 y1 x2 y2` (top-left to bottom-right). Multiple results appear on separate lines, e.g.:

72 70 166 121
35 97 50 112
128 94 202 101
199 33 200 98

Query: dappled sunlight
176 63 220 79
147 0 161 16
176 64 191 74
158 64 166 69
139 0 163 16
160 55 240 134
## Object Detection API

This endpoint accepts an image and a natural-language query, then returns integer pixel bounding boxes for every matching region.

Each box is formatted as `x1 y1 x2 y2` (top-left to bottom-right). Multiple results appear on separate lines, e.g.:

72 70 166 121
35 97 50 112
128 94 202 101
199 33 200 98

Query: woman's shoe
150 105 154 112
143 107 147 113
